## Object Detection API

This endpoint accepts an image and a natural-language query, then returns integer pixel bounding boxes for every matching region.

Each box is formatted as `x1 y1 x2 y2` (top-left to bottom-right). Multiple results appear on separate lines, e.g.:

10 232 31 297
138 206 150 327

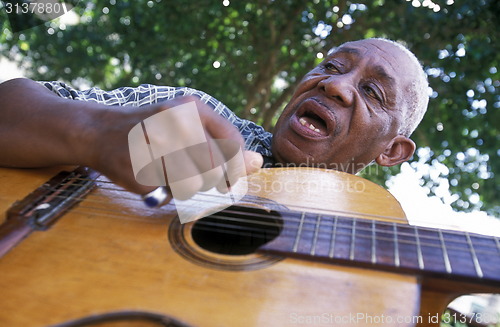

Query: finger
243 151 264 175
213 139 246 193
199 166 225 192
169 171 204 201
180 138 226 192
163 149 204 201
198 106 245 149
215 149 263 193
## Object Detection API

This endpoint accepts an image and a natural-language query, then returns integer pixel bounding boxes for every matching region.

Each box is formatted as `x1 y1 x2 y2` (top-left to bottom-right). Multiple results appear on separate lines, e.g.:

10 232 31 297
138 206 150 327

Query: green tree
1 0 498 216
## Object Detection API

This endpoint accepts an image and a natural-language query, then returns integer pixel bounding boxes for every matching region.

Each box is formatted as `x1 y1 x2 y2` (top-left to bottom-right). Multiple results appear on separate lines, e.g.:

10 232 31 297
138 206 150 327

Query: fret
468 236 500 257
349 219 356 261
418 227 450 273
310 214 321 256
438 229 452 274
311 214 335 257
371 221 377 264
414 226 425 270
440 230 478 277
396 225 420 269
292 212 306 253
300 212 320 254
468 234 500 280
372 221 396 265
329 217 353 260
346 219 373 264
328 216 338 258
466 232 484 278
469 234 500 284
393 223 399 267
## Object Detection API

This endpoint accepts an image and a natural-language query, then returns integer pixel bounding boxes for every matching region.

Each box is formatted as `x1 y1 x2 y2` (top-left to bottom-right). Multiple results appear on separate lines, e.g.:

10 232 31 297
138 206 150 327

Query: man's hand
84 96 263 201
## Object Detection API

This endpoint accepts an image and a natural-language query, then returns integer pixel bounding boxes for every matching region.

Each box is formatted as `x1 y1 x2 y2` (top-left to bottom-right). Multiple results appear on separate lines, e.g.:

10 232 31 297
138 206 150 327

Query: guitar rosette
128 101 248 224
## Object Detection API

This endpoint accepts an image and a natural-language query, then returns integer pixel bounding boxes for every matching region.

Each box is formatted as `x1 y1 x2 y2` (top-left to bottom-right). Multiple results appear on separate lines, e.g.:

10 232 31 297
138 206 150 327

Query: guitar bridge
0 167 98 257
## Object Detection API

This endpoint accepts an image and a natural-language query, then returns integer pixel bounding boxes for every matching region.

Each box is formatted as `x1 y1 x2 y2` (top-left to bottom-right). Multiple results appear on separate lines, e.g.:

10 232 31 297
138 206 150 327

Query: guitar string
50 177 412 223
53 180 494 238
89 181 500 249
41 177 500 249
54 176 434 229
64 177 494 239
47 186 440 233
29 175 500 256
37 185 500 258
65 205 500 259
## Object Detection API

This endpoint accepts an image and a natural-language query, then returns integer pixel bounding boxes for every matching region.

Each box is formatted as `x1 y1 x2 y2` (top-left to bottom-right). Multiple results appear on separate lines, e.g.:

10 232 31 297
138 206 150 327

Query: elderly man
0 38 428 202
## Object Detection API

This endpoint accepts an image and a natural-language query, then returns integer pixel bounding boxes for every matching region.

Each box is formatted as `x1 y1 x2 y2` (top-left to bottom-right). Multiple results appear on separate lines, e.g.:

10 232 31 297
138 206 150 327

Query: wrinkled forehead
332 39 419 98
331 39 414 74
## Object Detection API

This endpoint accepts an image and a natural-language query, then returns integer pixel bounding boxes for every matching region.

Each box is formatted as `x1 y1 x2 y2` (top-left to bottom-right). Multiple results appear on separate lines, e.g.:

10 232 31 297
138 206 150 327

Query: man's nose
317 75 355 107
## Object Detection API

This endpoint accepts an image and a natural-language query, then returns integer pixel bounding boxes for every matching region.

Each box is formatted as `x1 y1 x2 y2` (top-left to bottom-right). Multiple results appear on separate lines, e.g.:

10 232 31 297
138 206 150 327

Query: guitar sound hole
191 206 282 255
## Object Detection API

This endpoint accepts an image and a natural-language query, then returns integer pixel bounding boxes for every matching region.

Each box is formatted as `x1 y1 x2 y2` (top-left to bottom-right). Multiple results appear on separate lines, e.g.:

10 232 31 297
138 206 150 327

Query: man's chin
272 137 302 163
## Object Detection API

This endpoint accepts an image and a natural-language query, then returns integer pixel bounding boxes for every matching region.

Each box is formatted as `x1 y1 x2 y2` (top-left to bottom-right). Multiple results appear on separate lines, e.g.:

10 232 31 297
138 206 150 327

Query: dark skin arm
0 78 263 197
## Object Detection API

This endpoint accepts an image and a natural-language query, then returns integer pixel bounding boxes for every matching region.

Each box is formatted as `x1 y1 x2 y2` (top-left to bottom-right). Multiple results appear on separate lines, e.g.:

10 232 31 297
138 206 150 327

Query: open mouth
298 112 327 135
292 99 333 138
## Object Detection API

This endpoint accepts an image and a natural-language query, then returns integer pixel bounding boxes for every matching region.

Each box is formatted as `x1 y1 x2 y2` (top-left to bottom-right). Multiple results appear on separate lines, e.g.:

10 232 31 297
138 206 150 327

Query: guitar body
0 167 428 326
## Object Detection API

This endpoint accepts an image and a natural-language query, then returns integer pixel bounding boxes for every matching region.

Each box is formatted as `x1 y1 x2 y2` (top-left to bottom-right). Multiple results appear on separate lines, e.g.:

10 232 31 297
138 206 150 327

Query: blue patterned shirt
38 81 275 166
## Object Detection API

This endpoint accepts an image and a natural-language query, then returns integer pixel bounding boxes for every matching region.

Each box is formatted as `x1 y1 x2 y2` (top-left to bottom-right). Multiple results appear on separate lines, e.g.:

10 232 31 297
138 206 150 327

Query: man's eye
324 63 339 72
364 86 382 101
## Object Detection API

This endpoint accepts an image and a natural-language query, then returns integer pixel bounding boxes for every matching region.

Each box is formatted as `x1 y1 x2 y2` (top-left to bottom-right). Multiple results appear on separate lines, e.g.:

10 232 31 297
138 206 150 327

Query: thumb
243 151 263 175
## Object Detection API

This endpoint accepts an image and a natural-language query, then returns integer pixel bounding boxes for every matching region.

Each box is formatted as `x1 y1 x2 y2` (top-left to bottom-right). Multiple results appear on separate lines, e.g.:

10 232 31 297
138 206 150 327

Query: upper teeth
300 117 321 133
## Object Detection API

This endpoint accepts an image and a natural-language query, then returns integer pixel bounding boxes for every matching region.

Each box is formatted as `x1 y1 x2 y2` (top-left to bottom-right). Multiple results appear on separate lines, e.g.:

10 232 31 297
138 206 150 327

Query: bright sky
389 162 500 236
0 57 25 81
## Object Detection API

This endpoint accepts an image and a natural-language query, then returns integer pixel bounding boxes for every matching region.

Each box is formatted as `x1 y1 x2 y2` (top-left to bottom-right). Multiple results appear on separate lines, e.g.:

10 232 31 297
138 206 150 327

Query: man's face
272 39 418 173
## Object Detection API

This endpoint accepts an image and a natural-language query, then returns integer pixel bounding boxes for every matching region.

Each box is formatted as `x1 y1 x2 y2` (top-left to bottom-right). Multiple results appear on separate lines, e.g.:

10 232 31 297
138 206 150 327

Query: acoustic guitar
0 166 498 327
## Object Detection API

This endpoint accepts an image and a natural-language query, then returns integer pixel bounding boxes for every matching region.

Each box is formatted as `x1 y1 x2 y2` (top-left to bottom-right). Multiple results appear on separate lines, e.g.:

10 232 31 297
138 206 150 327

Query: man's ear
375 135 416 167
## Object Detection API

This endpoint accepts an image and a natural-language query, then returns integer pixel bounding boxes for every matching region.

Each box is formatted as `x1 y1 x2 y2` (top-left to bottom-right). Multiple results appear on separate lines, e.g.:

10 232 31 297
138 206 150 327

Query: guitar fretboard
259 211 500 286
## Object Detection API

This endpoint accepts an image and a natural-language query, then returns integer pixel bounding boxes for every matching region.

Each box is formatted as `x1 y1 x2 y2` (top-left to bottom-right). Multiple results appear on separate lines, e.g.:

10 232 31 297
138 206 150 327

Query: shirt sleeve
38 81 275 159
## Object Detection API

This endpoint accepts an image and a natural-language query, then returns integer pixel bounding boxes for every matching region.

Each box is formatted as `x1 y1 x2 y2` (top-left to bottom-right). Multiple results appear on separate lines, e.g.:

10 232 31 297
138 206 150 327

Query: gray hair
373 38 429 137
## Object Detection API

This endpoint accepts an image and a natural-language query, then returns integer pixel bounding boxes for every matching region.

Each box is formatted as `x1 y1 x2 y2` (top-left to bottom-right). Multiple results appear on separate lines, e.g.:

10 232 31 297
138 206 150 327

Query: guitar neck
259 210 500 291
